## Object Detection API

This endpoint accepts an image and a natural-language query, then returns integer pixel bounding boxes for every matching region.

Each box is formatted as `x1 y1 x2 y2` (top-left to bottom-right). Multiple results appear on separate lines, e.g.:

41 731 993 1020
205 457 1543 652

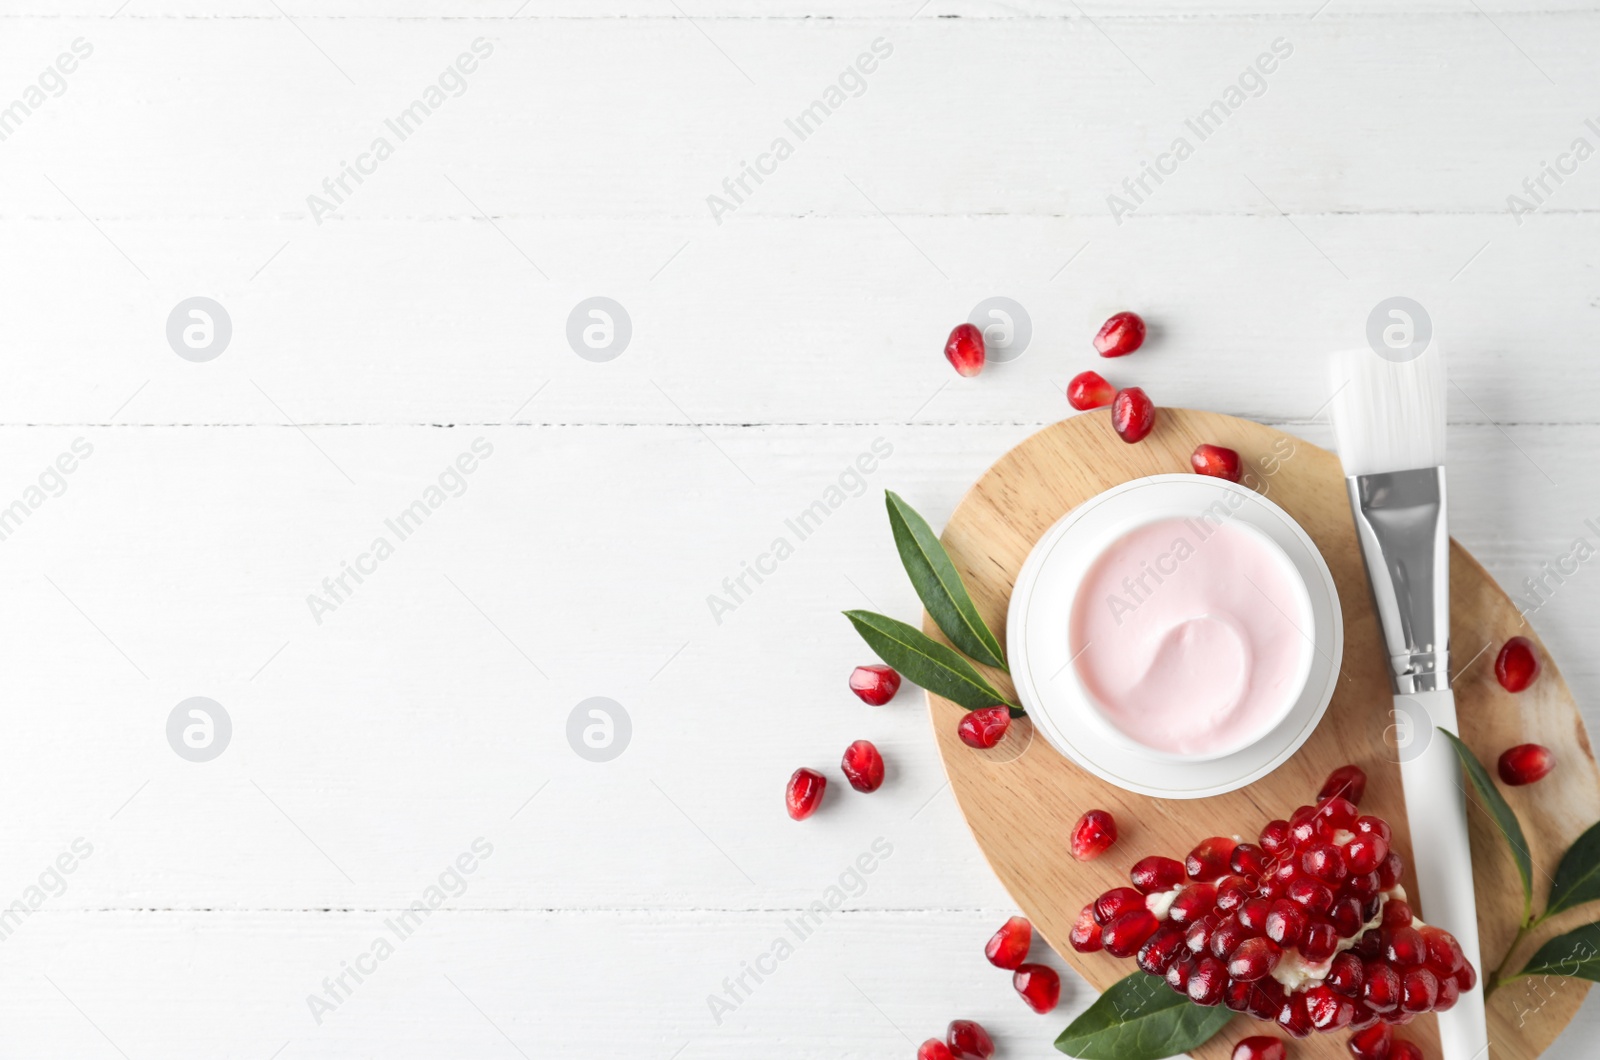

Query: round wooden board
928 410 1600 1060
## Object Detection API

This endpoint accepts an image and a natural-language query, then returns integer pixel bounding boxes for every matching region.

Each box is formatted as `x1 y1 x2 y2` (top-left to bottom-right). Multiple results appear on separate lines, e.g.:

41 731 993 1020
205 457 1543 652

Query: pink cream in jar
1068 515 1312 759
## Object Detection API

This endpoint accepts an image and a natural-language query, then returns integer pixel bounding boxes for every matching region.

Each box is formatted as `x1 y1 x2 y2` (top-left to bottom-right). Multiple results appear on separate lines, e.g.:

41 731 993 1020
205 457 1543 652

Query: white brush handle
1397 688 1488 1060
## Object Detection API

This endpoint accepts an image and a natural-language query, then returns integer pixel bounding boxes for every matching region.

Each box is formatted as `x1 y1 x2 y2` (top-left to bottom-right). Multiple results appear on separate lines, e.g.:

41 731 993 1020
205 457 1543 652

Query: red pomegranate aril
1499 743 1555 786
1362 961 1402 1013
1287 878 1335 915
1013 963 1061 1014
1186 836 1239 882
848 664 900 705
1328 952 1366 997
840 740 885 793
1389 1043 1423 1060
1070 903 1103 953
1094 311 1146 357
1111 387 1156 443
1302 842 1348 884
1421 925 1465 975
1192 444 1243 482
1349 1001 1380 1031
944 323 985 378
918 1040 955 1060
1348 1022 1393 1059
1301 920 1339 962
1188 956 1228 1006
1229 937 1282 982
1217 875 1255 913
1238 897 1272 933
946 1019 994 1060
1277 993 1313 1038
957 706 1010 749
1387 927 1425 967
1319 764 1368 805
1186 917 1218 955
1344 833 1390 875
1305 985 1355 1030
1434 974 1461 1011
1210 920 1254 961
1103 909 1161 957
1232 1036 1287 1060
1495 636 1540 692
1225 978 1255 1012
1169 883 1218 925
1249 984 1287 1023
1167 956 1196 991
984 916 1032 970
1138 923 1188 976
1265 899 1308 948
1455 961 1477 991
785 767 826 820
1381 900 1414 932
1067 370 1116 410
1355 815 1391 842
1330 897 1365 939
1071 809 1118 861
1094 886 1146 925
1400 967 1438 1012
1377 852 1403 890
1232 843 1268 878
1260 819 1293 856
1131 855 1186 893
1315 796 1360 835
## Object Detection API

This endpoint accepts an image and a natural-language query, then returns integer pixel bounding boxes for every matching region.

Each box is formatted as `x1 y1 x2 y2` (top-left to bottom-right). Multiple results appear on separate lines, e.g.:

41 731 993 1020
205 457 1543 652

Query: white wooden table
0 2 1596 1056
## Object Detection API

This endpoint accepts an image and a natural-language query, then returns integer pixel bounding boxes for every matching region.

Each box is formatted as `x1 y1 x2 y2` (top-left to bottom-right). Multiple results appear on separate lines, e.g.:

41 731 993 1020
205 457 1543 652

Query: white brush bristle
1327 344 1447 477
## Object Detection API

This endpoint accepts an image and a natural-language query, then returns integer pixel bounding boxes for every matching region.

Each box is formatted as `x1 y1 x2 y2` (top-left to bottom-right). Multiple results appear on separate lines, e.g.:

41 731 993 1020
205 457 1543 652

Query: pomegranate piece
1069 903 1103 952
984 916 1032 970
1328 952 1365 997
957 706 1010 749
1229 937 1282 982
946 1019 994 1060
785 767 825 820
1067 370 1116 410
1071 809 1118 861
1347 1022 1392 1059
1013 963 1061 1013
918 1040 955 1060
1231 1036 1286 1060
1187 836 1239 882
1495 636 1540 692
1498 743 1555 786
1103 909 1160 957
1111 387 1155 443
1169 883 1218 924
1094 886 1146 925
1277 992 1313 1038
1188 955 1229 1006
944 323 985 377
840 740 885 793
1318 764 1368 805
1138 923 1188 975
1094 311 1146 357
1192 444 1243 482
1305 985 1355 1030
1363 961 1401 1013
848 664 901 705
1131 855 1185 893
1389 1043 1423 1060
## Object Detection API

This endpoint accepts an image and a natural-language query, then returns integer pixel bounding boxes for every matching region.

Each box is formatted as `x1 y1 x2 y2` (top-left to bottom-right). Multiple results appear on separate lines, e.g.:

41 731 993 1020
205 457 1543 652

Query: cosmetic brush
1328 342 1488 1060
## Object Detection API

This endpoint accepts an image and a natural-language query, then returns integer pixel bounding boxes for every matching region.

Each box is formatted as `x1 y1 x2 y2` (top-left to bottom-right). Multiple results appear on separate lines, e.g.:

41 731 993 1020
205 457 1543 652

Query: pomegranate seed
785 767 826 820
1499 743 1555 786
848 664 900 705
1318 764 1368 805
1186 916 1218 955
1328 952 1366 997
1238 897 1272 933
946 1019 994 1060
944 323 985 378
1400 967 1438 1012
1495 636 1540 692
1305 984 1355 1030
1186 837 1239 882
1131 855 1185 893
1225 978 1254 1012
1094 887 1146 925
1211 920 1255 960
1363 961 1402 1013
1390 1043 1423 1060
1315 796 1360 835
1388 927 1426 967
1111 387 1155 443
1216 875 1254 913
1103 909 1160 957
1302 842 1348 884
918 1040 955 1060
1067 370 1116 410
984 916 1031 969
1069 903 1103 952
957 706 1010 749
1265 899 1308 948
1421 926 1465 975
1301 920 1339 962
1377 852 1403 890
1231 1037 1286 1060
1344 833 1390 875
840 740 885 793
1382 900 1414 931
1228 937 1282 982
1192 444 1242 482
1259 820 1292 855
1287 878 1334 915
1232 843 1268 878
1094 311 1146 357
1013 963 1061 1013
1434 975 1461 1011
1277 993 1313 1038
1188 956 1228 1005
1070 809 1118 861
1348 1022 1393 1059
1138 924 1188 976
1169 883 1217 924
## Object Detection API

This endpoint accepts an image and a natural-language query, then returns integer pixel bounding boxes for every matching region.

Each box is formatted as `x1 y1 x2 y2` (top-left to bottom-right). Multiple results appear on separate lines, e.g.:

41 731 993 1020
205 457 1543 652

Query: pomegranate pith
1068 370 1117 410
944 323 985 377
1111 387 1155 443
1495 635 1540 692
984 916 1032 970
1071 809 1118 861
957 706 1010 749
946 1019 994 1060
1094 311 1146 357
1013 963 1061 1013
785 767 825 820
849 664 901 705
1498 743 1555 786
840 740 885 792
918 1040 955 1060
1231 1036 1286 1060
1192 444 1243 482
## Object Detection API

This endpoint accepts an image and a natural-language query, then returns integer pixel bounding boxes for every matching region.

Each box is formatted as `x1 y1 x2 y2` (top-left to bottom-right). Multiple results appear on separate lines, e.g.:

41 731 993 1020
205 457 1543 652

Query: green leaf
1441 728 1533 916
885 491 1007 671
843 610 1017 714
1546 821 1600 920
1054 973 1234 1059
1516 922 1600 982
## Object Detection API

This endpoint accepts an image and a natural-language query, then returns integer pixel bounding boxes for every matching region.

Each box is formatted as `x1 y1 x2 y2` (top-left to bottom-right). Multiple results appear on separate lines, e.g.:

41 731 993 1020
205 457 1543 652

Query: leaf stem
1486 913 1542 999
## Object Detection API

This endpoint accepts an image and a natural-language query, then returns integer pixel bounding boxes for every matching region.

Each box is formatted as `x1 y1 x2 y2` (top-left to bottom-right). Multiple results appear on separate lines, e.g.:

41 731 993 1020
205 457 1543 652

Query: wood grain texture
929 409 1600 1059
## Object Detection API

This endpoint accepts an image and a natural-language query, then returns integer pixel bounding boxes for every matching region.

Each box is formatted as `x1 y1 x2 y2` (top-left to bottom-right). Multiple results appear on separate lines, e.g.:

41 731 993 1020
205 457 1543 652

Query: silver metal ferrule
1345 467 1450 695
